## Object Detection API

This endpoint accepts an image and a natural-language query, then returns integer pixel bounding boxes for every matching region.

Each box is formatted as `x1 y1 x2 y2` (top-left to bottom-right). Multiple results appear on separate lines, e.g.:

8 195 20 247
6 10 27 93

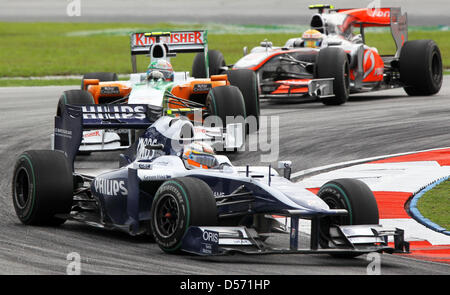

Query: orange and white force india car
66 31 259 153
81 30 258 124
201 5 443 105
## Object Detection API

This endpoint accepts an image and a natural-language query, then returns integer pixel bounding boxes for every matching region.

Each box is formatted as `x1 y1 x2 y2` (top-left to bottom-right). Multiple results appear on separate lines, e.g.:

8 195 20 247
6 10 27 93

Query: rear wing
53 103 244 169
332 7 408 56
130 30 209 74
53 103 162 169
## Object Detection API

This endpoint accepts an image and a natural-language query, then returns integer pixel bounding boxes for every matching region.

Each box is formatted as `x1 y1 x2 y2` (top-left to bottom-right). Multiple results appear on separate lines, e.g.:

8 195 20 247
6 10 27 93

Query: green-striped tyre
205 85 246 128
12 150 73 225
150 177 217 254
317 178 379 257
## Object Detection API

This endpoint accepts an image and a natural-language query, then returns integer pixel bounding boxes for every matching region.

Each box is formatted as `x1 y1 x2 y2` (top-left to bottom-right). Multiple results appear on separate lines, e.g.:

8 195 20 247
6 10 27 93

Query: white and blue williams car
12 101 409 257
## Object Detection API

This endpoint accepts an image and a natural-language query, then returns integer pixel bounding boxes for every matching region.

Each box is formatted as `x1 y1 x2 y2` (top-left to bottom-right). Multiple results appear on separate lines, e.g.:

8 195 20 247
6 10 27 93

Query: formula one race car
12 102 409 257
198 5 443 105
74 31 258 152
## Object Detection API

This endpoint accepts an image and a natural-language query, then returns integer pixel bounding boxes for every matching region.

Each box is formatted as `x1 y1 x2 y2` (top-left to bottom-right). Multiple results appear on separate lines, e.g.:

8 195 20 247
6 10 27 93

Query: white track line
291 146 450 180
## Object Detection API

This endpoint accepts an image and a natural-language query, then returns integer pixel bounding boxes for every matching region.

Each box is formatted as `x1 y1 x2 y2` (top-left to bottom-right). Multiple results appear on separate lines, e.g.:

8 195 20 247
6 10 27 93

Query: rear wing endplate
333 7 407 56
389 7 408 57
54 103 161 169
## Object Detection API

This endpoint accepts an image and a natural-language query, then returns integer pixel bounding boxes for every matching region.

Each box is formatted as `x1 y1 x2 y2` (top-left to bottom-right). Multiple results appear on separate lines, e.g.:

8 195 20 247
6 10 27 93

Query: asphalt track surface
0 76 449 275
0 0 449 26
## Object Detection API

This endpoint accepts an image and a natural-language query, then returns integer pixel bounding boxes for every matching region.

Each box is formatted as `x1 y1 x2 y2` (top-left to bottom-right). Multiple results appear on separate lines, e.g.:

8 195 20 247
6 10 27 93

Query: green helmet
146 59 174 82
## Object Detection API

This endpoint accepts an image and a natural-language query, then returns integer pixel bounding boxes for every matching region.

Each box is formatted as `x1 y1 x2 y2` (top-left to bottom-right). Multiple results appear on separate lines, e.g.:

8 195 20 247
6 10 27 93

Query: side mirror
243 46 248 56
145 144 164 150
260 40 273 48
278 161 292 180
327 40 342 46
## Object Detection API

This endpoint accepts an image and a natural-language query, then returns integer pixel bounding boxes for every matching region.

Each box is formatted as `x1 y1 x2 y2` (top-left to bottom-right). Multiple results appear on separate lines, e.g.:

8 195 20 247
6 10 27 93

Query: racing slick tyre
56 89 95 117
226 69 260 132
399 40 443 96
206 85 246 129
316 47 350 105
56 90 95 155
317 178 379 258
12 150 73 226
81 72 118 90
192 50 226 78
151 177 218 254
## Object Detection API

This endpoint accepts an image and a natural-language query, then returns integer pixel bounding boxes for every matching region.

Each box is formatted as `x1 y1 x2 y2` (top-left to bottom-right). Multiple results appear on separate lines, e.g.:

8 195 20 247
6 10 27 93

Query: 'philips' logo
82 105 146 120
94 178 128 196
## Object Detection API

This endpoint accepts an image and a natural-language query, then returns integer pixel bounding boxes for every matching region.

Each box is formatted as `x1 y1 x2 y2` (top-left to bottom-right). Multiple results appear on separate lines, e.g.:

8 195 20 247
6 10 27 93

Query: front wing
180 220 410 256
260 78 334 99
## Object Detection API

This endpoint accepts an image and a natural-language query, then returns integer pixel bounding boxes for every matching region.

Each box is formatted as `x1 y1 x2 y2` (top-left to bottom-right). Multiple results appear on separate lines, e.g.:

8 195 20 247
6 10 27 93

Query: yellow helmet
302 29 323 48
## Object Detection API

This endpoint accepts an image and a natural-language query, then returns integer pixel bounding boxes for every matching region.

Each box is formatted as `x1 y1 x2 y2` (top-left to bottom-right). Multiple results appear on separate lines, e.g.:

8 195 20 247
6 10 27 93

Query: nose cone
272 178 330 211
285 189 330 212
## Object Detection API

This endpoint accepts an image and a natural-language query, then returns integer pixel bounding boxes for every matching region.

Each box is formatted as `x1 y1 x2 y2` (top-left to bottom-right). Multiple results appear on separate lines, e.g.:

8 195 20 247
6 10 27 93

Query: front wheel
205 85 246 126
56 90 95 155
317 178 379 257
56 89 95 117
151 177 217 254
316 47 350 105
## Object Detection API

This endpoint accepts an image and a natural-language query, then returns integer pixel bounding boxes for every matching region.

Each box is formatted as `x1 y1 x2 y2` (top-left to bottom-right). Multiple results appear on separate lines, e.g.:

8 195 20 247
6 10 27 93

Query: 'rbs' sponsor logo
202 230 219 243
136 137 158 160
82 105 146 120
94 178 128 196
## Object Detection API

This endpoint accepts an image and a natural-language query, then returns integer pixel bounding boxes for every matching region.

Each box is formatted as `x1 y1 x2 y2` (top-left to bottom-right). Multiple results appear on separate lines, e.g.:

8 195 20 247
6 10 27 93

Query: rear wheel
227 69 260 132
317 178 379 257
316 47 350 105
81 72 118 90
192 50 226 78
399 40 443 96
151 177 217 253
12 150 73 225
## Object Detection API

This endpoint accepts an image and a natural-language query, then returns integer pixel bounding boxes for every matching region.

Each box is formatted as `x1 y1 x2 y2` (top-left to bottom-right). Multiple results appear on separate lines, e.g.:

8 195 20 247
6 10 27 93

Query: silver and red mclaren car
194 5 443 105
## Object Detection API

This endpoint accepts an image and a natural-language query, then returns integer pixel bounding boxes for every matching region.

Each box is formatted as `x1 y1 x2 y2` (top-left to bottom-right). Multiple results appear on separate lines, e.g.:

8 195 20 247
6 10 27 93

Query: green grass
0 79 80 87
0 22 300 77
416 180 450 230
364 30 450 66
0 22 449 79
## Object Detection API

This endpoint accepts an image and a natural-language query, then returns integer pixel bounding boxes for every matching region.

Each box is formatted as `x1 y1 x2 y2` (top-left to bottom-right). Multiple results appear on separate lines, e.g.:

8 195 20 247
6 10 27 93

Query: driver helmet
182 141 218 170
146 59 174 82
302 29 323 48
